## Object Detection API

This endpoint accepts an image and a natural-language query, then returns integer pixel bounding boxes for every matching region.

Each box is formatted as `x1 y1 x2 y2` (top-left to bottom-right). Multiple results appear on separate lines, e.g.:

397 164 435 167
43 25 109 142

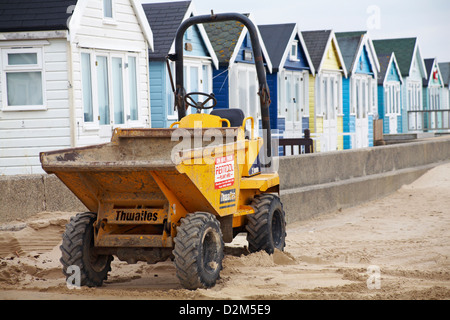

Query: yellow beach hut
302 30 348 152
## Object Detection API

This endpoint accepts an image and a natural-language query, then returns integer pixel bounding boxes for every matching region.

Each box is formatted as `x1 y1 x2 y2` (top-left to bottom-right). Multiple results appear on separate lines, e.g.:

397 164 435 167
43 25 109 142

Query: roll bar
169 12 273 162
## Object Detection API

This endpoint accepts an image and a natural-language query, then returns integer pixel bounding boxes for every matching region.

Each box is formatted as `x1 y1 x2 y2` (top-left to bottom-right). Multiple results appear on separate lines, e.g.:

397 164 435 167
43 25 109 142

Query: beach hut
376 52 403 134
439 62 450 111
0 0 153 175
335 31 380 149
373 38 427 133
258 23 315 141
142 0 218 128
423 58 446 131
301 30 348 152
203 14 272 136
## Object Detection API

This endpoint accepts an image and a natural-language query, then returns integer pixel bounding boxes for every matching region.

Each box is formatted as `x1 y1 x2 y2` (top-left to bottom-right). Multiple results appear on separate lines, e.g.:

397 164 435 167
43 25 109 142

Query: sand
0 163 449 300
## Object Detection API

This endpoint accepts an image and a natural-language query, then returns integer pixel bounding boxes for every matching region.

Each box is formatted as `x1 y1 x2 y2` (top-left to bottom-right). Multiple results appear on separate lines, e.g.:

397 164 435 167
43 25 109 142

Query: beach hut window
97 56 110 125
290 41 299 61
2 47 44 110
356 79 360 118
128 56 138 121
322 78 327 116
81 52 93 122
103 0 114 19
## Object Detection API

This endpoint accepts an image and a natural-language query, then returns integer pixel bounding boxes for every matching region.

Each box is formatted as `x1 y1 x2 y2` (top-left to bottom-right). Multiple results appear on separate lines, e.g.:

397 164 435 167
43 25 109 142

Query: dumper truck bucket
41 127 244 217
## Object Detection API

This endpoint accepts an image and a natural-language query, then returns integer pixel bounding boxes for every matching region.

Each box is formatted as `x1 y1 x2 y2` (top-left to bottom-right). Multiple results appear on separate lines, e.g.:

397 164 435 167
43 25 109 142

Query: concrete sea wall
279 136 450 223
1 136 450 223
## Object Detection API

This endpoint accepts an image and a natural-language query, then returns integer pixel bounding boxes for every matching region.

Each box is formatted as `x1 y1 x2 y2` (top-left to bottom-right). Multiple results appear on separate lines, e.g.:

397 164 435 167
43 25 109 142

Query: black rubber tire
173 212 224 290
60 212 113 287
246 194 287 254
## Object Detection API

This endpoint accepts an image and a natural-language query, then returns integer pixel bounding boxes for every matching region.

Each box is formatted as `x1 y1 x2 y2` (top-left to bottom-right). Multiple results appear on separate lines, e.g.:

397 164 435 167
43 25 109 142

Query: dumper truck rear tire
60 212 113 287
173 212 224 290
246 194 286 254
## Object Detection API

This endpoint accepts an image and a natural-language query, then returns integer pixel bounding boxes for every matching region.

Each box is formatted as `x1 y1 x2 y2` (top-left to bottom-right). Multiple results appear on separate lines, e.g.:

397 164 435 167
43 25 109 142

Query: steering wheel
184 92 217 111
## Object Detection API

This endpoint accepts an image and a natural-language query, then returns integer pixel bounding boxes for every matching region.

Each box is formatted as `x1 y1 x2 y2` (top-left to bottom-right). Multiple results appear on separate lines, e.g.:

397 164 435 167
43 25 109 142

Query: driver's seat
210 109 245 128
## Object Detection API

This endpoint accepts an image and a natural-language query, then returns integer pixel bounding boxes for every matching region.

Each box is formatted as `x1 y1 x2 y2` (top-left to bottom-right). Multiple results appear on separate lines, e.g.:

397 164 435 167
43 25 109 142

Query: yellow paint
45 111 280 249
240 173 279 191
243 116 255 139
176 134 268 220
316 117 323 133
170 113 230 128
241 138 263 176
323 40 343 71
337 116 343 150
149 171 189 238
171 113 279 227
232 215 246 228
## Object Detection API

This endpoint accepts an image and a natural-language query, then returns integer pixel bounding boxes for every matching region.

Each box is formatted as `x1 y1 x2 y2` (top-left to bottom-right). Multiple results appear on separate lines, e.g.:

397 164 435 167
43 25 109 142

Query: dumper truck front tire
246 194 286 254
173 212 224 290
60 212 113 287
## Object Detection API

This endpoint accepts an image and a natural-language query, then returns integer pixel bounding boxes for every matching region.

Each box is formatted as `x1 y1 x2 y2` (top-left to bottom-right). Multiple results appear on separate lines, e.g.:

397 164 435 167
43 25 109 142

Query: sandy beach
1 162 449 300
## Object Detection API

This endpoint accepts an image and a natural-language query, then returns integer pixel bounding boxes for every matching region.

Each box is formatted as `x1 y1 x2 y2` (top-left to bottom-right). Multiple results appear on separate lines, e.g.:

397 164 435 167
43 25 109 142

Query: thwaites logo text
220 189 236 204
115 210 158 222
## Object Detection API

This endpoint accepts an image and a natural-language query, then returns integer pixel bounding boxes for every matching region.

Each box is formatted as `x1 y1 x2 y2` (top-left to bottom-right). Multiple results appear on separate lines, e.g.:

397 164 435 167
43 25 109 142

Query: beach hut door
407 82 423 131
322 74 338 151
385 83 400 134
354 77 369 148
234 65 259 136
284 71 303 138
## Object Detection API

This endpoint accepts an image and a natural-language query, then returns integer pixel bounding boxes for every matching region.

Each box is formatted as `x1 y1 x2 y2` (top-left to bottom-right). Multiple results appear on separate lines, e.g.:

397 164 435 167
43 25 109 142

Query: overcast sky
141 0 450 63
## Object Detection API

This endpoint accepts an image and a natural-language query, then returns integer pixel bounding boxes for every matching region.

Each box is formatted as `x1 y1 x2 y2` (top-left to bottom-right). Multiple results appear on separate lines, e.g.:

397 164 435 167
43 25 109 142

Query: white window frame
279 70 309 118
302 70 310 118
110 53 126 126
80 50 141 130
231 63 259 120
278 72 284 117
167 59 212 120
289 40 299 62
282 71 294 121
127 53 140 125
166 60 176 119
385 82 401 116
1 47 46 111
352 75 371 119
407 82 422 112
317 75 325 117
81 50 97 128
102 0 117 25
429 86 441 110
336 75 343 116
185 27 193 41
429 87 435 110
369 78 377 116
318 72 341 118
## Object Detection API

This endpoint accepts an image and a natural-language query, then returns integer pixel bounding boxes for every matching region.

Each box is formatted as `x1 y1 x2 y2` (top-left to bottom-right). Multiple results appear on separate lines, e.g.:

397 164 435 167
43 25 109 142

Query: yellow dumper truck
40 13 286 290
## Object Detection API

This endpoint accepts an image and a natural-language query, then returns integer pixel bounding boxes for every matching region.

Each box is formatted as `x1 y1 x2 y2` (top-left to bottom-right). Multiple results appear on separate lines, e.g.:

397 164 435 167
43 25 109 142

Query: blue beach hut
373 38 427 133
376 52 403 134
336 31 380 149
143 0 219 128
259 23 315 142
204 14 272 137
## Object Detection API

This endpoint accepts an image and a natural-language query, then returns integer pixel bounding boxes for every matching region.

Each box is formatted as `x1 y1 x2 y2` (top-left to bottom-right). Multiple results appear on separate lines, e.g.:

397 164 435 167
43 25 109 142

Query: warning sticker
215 155 235 189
